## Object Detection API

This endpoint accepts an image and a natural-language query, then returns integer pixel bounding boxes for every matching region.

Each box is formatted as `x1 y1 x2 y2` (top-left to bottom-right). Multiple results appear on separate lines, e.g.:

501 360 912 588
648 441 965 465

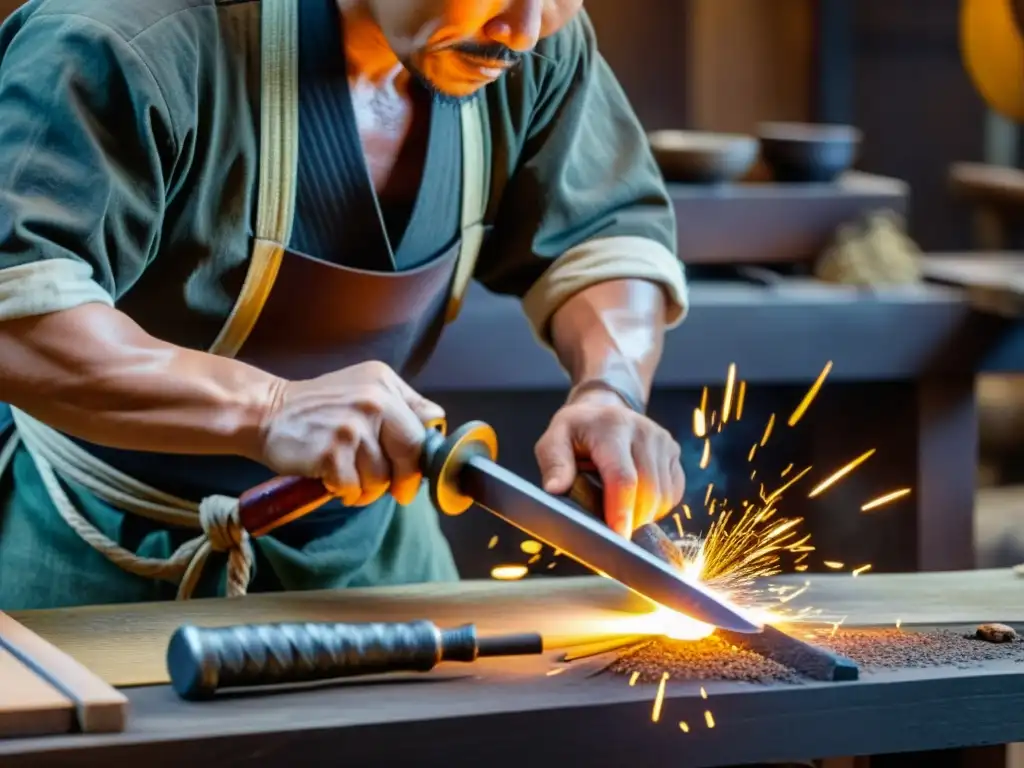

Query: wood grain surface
0 649 73 739
0 612 128 732
2 648 1024 768
10 569 1023 689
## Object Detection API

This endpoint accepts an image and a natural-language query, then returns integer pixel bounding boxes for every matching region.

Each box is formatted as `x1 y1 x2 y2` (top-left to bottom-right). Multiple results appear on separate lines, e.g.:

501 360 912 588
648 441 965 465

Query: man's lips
457 52 516 76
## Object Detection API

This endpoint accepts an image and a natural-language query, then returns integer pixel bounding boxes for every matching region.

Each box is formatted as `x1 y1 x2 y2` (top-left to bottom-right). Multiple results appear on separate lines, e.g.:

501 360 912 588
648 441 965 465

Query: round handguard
421 421 498 516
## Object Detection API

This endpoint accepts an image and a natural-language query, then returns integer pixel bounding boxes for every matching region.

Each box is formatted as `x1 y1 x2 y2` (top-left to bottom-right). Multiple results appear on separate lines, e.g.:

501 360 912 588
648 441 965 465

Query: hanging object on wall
961 0 1024 122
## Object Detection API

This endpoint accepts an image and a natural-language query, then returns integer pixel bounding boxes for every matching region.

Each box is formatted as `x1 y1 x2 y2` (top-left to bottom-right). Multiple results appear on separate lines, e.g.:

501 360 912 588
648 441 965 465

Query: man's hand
534 388 685 537
257 361 444 508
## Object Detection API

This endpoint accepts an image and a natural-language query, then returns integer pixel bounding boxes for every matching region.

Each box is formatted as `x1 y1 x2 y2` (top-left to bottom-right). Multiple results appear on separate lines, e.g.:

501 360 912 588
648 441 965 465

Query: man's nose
483 0 543 52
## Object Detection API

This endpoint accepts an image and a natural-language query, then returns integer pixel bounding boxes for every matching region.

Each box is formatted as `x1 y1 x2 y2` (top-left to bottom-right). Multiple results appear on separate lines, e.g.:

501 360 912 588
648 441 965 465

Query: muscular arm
549 279 666 410
0 18 282 456
0 304 279 459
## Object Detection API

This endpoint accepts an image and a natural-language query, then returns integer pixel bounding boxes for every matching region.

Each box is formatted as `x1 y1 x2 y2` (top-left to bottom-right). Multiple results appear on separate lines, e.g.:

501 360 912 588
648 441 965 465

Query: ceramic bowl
648 130 759 185
757 122 862 183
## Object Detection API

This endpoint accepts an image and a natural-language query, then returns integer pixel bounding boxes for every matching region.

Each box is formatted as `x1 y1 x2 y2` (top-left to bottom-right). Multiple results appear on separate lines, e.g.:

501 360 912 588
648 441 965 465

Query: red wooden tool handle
237 476 332 538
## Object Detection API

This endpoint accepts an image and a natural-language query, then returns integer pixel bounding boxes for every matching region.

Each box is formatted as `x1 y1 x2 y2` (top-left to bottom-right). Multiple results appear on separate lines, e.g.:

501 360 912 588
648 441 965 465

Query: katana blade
459 456 763 633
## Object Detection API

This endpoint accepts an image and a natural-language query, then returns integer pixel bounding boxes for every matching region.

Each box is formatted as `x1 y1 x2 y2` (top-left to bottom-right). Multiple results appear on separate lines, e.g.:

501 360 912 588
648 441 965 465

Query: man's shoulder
9 0 253 45
534 9 597 69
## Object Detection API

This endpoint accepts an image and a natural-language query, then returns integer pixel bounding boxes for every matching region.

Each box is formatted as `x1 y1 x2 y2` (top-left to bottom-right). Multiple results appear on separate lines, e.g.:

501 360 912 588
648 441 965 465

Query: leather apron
203 0 490 593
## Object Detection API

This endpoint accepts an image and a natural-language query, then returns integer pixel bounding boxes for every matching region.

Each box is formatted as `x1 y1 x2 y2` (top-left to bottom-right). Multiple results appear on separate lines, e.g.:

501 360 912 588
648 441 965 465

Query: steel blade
460 456 763 633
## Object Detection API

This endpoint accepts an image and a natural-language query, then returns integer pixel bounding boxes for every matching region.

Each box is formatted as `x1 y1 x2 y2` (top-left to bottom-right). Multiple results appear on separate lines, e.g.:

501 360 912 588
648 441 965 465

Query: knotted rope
0 408 253 599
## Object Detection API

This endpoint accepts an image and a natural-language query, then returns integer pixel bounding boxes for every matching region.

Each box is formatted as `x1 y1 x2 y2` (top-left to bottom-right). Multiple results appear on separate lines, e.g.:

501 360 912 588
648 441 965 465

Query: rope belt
0 408 253 599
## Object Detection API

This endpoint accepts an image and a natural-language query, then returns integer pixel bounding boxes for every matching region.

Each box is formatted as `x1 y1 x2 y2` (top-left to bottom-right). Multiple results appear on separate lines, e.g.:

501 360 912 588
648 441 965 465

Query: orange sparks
629 671 640 686
651 673 669 723
693 408 707 438
861 488 912 512
528 554 541 565
700 386 708 415
705 484 714 506
700 686 708 699
490 565 528 581
683 504 693 520
779 581 811 604
672 512 684 537
750 470 757 481
808 449 876 498
520 540 542 555
487 535 498 549
704 711 716 729
765 466 812 504
546 668 565 676
736 381 747 420
748 443 758 462
546 562 557 570
760 414 776 447
700 439 711 470
795 565 809 572
679 722 690 733
824 561 844 570
852 564 872 577
788 361 833 427
721 363 737 423
781 463 793 477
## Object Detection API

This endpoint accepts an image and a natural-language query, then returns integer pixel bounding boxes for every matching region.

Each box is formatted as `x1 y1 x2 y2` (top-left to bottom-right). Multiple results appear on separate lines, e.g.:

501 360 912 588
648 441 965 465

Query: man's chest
347 76 430 203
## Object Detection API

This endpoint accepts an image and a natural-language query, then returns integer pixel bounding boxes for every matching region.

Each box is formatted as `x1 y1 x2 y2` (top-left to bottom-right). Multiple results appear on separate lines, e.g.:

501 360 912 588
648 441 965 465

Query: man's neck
337 0 408 88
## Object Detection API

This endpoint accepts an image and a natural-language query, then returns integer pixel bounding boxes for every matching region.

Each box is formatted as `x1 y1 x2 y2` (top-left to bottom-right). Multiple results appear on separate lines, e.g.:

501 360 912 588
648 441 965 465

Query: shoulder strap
209 0 299 358
445 97 490 323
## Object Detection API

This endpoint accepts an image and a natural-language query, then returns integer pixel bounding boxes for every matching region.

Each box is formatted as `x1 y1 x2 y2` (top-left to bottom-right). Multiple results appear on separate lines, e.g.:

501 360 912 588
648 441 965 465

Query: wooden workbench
2 570 1023 767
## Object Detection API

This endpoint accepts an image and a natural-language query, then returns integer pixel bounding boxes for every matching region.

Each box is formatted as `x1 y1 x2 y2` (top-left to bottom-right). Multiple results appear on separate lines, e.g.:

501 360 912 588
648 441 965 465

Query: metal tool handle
237 421 498 537
167 620 469 701
567 460 686 571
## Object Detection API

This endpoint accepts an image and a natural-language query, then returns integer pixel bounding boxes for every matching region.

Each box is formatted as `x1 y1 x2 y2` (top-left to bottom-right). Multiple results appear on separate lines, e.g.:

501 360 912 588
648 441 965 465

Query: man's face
367 0 584 100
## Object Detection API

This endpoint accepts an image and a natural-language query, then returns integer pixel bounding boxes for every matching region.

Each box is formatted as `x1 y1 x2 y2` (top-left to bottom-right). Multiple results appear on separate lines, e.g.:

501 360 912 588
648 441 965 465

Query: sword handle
167 620 542 701
236 421 498 537
568 461 686 571
167 620 462 700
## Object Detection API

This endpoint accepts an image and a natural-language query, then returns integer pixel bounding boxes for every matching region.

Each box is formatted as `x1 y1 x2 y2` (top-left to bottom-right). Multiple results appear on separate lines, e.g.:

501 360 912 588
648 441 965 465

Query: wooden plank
10 569 1024 689
768 568 1024 626
0 613 128 733
0 648 74 739
11 578 651 688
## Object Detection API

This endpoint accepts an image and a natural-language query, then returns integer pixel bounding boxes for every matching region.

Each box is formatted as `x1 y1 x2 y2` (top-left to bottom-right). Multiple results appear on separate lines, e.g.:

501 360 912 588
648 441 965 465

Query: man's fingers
667 441 686 513
589 437 638 537
354 439 391 507
389 373 446 426
535 422 576 495
378 396 431 506
632 435 662 528
323 445 362 507
668 459 686 516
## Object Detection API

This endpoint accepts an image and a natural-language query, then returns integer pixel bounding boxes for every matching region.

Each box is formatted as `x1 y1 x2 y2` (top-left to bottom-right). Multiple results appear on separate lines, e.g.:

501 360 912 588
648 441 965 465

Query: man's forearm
548 278 667 410
0 303 281 459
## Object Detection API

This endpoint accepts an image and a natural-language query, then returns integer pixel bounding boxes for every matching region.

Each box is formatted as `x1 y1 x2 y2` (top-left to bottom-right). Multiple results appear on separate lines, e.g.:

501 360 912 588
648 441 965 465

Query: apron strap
208 0 299 359
445 97 490 323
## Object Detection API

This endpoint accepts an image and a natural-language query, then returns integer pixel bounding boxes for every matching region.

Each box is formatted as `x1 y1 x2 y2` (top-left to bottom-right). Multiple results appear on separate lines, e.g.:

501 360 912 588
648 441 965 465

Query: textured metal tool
235 421 761 634
167 620 542 701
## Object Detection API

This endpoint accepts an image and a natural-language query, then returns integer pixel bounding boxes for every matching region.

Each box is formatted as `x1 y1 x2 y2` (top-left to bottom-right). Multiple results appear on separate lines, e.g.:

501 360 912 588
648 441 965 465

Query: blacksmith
0 0 687 609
